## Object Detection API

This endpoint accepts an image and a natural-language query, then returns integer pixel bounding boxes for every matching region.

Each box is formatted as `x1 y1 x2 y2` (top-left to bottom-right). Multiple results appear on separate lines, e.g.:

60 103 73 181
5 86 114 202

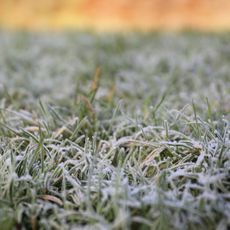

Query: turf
0 31 229 230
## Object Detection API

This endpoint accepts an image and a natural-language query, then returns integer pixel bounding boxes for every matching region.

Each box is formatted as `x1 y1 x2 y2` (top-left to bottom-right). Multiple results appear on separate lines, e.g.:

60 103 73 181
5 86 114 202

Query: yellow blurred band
0 0 230 31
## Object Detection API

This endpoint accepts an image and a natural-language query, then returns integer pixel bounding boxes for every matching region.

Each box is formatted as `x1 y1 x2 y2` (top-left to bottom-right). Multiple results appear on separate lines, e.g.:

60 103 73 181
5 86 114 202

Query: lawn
0 31 229 230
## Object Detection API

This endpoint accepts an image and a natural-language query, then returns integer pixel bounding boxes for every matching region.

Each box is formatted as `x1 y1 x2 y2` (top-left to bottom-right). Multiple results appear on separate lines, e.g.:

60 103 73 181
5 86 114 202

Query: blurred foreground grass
0 31 229 230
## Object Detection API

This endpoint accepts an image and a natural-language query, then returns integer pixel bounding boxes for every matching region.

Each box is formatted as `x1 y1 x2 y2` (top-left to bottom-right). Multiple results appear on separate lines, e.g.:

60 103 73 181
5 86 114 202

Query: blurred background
0 0 230 31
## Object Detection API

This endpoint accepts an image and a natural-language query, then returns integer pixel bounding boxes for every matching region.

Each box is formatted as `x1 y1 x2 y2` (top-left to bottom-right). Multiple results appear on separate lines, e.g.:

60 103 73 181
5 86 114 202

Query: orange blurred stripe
0 0 230 30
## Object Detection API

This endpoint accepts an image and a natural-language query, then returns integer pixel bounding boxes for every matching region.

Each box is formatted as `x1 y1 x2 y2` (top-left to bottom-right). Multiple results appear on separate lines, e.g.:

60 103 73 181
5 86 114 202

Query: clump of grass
0 31 229 230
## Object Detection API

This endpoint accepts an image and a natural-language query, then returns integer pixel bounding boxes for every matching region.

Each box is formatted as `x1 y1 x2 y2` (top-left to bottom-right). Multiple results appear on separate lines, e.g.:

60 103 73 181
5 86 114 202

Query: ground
0 31 229 230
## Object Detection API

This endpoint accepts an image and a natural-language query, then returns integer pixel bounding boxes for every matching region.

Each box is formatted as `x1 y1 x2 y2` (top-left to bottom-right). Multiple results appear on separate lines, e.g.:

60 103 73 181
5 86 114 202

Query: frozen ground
0 31 229 229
